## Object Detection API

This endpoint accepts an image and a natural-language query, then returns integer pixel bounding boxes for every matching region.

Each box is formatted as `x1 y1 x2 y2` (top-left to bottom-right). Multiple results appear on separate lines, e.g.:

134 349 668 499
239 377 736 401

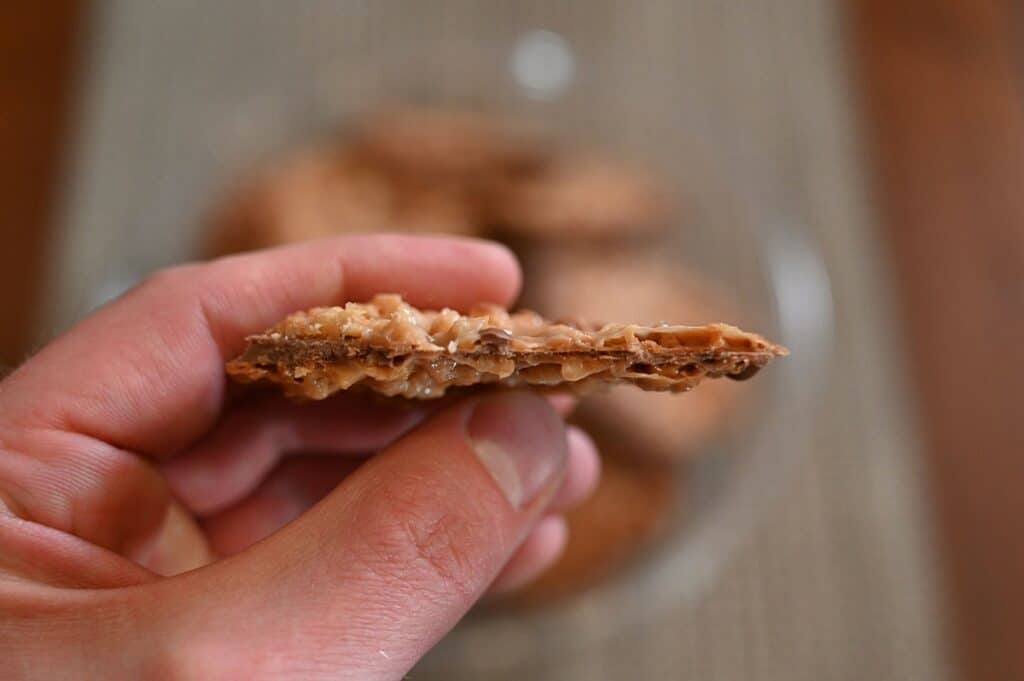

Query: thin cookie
526 250 752 462
226 294 786 401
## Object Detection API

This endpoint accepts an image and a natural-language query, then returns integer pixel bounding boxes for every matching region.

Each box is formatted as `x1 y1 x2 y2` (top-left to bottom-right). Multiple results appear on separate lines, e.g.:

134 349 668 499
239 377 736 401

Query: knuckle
353 475 494 600
402 511 480 599
67 444 170 553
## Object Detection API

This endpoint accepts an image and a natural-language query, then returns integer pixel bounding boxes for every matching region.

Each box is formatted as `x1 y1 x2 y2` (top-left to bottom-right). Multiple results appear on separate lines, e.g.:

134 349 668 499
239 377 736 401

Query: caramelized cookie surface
227 294 786 400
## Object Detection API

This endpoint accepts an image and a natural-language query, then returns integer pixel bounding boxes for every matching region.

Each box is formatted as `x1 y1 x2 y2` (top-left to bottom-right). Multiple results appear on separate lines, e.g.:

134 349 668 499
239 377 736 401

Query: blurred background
3 1 1022 679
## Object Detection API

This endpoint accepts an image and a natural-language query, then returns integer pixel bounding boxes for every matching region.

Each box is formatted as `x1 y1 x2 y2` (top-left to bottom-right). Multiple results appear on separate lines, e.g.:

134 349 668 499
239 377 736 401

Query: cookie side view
225 293 787 400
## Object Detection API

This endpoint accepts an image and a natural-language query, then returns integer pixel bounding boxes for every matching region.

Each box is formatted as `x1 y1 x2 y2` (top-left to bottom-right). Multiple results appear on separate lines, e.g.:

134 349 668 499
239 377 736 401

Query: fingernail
467 392 568 510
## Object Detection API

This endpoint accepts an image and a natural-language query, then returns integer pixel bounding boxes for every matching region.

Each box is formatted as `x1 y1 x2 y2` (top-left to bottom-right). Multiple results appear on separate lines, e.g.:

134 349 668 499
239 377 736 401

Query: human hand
0 235 599 680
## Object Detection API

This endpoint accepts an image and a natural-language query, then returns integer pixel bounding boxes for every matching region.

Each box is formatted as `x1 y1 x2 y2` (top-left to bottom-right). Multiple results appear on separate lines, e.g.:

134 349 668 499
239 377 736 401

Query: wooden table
849 1 1024 679
0 1 83 368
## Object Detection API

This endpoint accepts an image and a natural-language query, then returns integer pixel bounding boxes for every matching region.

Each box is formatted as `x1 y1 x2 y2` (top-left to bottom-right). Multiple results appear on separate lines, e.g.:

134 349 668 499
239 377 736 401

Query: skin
0 235 600 680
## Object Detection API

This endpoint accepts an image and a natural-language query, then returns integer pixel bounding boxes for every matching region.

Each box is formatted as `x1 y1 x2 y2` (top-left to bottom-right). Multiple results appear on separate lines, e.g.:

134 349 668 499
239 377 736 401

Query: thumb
163 391 568 680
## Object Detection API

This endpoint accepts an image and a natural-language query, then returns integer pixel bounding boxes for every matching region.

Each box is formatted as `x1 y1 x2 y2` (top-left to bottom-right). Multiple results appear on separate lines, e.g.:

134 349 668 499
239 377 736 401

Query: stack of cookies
205 108 755 605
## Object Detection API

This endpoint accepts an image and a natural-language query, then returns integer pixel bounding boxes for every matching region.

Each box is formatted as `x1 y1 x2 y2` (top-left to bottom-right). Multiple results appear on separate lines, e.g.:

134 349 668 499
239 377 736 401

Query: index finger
1 234 521 456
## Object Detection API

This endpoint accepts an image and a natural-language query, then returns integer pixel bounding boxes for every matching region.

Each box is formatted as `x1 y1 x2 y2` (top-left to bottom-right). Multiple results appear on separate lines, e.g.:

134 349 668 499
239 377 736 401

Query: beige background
50 2 949 678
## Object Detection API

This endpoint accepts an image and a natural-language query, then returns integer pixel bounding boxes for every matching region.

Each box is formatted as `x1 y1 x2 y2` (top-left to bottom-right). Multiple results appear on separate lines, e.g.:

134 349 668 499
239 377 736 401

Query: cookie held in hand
226 294 786 400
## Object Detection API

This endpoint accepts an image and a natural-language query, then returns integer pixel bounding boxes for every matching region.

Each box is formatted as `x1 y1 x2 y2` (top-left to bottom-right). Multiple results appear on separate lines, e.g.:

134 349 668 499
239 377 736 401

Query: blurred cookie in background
203 146 480 257
499 436 678 608
490 154 670 243
526 250 748 462
203 107 672 257
348 107 546 187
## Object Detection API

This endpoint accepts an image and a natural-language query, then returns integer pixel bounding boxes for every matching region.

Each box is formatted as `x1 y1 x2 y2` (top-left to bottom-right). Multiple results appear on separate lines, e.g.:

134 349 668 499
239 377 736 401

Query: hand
0 235 600 680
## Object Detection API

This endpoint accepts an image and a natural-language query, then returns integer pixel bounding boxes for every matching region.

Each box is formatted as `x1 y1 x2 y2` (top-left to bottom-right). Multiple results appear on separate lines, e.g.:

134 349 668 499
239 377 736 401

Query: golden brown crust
226 293 786 400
